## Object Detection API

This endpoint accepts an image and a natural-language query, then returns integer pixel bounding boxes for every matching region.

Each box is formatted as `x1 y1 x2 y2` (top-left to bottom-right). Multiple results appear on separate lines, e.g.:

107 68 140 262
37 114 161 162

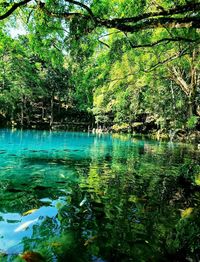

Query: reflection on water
0 129 200 261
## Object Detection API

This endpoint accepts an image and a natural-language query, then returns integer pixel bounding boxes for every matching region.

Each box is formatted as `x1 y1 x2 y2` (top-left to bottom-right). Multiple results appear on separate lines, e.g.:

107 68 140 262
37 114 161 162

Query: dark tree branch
26 9 33 23
39 8 200 34
39 4 200 33
98 39 110 48
38 2 85 20
144 48 189 72
0 0 31 20
106 2 200 25
65 0 96 21
101 16 200 32
125 37 200 49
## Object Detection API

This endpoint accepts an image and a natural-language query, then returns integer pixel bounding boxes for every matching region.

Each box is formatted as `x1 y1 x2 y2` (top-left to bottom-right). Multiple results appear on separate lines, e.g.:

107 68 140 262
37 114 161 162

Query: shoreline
1 125 200 145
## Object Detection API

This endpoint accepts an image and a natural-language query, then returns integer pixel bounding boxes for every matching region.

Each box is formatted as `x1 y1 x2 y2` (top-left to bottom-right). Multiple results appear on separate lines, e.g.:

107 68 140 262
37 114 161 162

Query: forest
0 0 200 139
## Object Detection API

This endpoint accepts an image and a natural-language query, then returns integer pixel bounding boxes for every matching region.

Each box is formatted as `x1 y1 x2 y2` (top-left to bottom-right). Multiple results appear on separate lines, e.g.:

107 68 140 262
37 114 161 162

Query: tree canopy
0 0 199 138
1 1 200 47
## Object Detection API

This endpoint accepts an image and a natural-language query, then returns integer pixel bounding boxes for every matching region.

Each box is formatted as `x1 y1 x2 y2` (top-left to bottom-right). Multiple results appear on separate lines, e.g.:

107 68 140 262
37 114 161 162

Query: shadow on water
0 130 200 261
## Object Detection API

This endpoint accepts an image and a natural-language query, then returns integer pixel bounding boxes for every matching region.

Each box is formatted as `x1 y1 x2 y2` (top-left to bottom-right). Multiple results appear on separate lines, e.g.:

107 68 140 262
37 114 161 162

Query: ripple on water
0 130 199 261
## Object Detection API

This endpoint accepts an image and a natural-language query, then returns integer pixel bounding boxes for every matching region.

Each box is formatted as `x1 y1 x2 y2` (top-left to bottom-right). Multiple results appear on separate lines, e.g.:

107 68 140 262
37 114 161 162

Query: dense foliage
0 0 199 136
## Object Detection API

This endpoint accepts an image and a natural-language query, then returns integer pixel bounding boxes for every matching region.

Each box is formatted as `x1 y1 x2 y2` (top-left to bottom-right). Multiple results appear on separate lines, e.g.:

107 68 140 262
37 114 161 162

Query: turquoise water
0 129 200 261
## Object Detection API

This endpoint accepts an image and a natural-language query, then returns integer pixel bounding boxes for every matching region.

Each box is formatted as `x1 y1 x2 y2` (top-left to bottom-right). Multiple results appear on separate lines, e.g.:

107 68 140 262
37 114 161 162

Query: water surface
0 129 200 261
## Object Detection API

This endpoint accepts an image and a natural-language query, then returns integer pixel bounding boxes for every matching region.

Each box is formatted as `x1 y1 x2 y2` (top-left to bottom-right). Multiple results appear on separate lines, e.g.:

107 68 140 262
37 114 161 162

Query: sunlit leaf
181 207 193 218
195 174 200 186
128 195 138 203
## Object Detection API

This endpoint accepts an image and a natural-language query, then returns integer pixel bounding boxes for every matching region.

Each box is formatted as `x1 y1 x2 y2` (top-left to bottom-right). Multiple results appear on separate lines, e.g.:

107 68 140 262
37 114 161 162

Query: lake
0 129 200 262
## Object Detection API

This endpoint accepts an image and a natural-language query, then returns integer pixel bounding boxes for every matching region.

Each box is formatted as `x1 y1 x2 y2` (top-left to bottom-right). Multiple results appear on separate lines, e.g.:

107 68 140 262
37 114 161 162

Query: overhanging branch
102 16 200 32
65 0 96 21
0 0 31 20
126 37 200 49
98 39 110 48
108 2 200 25
144 48 189 72
38 2 86 20
0 0 200 42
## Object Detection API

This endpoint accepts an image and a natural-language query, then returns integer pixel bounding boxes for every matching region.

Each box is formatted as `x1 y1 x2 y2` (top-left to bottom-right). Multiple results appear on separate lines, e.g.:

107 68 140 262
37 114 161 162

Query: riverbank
148 129 200 143
1 120 200 144
90 126 200 144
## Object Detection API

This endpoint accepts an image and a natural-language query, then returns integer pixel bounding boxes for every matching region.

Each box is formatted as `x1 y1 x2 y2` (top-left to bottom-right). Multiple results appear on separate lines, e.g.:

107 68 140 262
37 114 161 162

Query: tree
0 1 200 47
0 29 70 128
168 48 200 118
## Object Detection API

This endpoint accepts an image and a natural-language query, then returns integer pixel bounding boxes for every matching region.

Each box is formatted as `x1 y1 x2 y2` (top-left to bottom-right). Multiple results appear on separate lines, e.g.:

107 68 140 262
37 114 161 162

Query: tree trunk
188 90 197 118
188 99 193 118
169 47 199 119
50 96 54 129
20 99 24 127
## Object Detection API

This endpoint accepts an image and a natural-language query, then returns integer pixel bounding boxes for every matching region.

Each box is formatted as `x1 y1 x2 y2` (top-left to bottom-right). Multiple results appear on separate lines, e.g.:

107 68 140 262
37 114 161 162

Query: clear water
0 129 200 262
